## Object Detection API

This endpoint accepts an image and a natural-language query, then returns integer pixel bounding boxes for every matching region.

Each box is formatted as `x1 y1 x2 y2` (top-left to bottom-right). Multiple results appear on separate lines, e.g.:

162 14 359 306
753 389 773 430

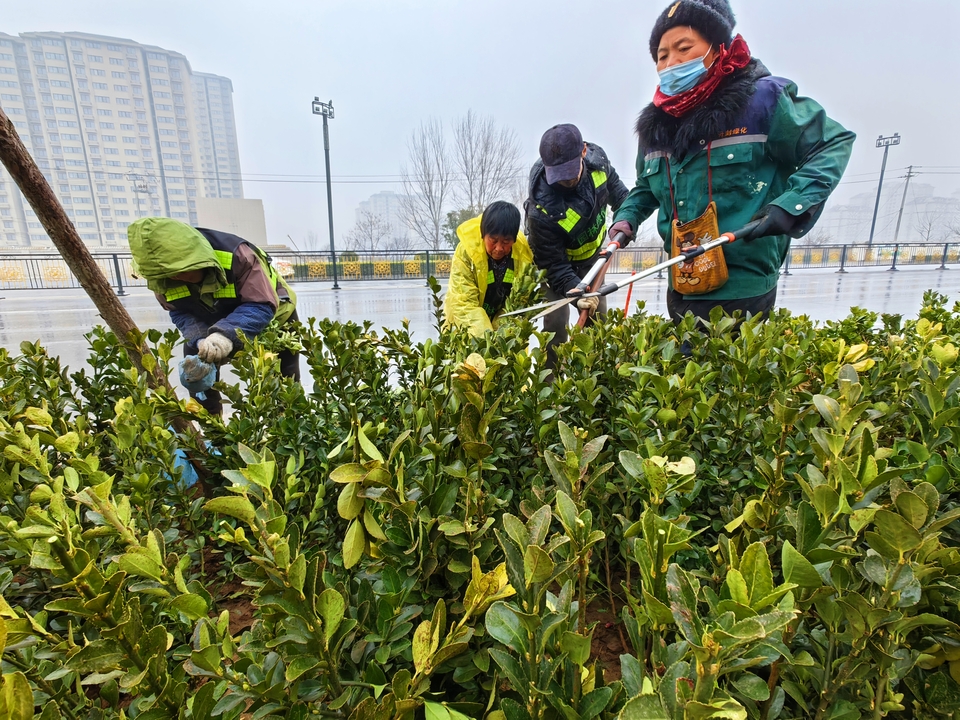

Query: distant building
813 183 960 245
356 190 410 239
0 30 243 249
196 197 267 246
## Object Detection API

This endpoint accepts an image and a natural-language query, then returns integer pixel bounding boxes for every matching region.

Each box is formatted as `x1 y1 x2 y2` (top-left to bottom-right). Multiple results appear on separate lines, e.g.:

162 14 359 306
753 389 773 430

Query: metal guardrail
0 243 957 292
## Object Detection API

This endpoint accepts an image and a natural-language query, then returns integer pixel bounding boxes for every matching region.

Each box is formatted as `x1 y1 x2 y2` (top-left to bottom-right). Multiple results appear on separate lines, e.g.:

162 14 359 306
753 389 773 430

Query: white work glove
197 332 235 363
576 295 600 313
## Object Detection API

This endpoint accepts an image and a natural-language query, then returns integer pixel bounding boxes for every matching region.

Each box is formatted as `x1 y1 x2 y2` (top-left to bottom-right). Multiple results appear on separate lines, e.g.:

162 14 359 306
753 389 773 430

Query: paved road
0 267 956 385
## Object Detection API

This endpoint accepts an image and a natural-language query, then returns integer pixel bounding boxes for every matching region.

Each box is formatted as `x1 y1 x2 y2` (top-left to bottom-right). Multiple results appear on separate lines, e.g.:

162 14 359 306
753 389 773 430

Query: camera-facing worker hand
197 332 235 364
576 295 600 313
743 205 796 242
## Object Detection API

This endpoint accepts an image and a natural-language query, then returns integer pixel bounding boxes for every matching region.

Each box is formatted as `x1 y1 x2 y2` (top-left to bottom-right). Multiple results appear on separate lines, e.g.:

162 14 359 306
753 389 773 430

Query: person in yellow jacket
444 201 533 336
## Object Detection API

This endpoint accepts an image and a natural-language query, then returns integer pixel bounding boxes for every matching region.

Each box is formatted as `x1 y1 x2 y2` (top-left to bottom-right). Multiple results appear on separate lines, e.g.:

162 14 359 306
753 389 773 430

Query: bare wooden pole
0 107 199 439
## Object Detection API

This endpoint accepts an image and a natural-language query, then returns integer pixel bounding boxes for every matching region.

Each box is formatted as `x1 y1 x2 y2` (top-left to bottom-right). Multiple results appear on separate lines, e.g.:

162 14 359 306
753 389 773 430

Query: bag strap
665 143 713 223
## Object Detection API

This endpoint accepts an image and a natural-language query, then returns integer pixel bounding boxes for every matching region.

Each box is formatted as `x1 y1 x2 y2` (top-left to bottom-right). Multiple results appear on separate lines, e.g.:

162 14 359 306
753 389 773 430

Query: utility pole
868 133 900 247
893 165 915 244
312 97 339 289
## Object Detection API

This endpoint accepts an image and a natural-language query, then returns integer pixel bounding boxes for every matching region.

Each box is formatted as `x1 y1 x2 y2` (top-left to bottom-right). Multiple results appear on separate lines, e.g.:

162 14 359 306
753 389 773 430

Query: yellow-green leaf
342 519 365 569
337 483 365 520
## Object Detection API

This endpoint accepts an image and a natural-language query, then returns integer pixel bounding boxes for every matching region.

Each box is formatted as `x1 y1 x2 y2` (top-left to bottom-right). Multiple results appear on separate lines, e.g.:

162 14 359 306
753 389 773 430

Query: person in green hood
128 217 299 415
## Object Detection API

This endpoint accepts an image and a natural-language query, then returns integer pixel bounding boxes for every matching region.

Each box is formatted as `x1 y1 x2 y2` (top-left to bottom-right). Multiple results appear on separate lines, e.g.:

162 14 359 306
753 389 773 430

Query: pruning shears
503 221 762 322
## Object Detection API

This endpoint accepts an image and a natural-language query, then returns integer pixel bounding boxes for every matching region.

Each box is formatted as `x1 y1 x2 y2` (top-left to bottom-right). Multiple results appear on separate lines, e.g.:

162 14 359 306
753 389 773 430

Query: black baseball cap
539 124 584 185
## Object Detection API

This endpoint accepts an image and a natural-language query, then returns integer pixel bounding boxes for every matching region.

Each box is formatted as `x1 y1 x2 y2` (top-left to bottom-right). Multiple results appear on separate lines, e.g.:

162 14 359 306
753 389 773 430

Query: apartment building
0 31 243 249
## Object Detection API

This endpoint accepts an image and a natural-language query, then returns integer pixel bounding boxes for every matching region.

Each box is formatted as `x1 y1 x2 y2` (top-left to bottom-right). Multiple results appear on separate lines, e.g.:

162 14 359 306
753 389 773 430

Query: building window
88 55 103 62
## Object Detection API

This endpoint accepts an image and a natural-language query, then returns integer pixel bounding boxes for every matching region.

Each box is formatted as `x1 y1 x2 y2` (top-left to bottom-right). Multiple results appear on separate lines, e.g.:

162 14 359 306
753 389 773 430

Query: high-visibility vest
163 229 296 326
538 169 609 262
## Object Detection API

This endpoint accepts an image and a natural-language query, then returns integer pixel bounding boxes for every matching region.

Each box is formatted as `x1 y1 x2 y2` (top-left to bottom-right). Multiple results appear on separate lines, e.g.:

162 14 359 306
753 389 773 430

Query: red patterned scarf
653 35 752 118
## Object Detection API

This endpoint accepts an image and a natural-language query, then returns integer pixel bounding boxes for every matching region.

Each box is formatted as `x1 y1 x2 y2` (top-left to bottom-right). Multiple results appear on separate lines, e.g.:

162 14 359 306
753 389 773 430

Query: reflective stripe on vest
566 224 605 262
163 249 238 303
557 208 582 233
592 170 607 188
486 268 515 285
164 285 191 302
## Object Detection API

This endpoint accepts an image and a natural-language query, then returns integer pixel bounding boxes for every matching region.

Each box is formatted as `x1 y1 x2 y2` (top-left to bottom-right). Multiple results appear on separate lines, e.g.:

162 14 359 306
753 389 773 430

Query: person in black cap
524 124 629 369
609 0 854 329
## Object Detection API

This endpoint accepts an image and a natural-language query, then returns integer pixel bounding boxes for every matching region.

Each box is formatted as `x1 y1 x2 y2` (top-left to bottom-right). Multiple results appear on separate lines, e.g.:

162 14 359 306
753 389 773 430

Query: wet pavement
0 266 956 388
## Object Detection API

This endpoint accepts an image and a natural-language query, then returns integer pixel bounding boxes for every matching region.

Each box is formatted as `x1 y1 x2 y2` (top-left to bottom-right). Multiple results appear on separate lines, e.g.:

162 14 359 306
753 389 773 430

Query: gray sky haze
6 0 959 248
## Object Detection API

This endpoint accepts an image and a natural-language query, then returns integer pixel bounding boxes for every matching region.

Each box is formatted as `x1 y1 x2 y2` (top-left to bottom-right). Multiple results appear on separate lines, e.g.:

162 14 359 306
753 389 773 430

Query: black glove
608 220 634 247
743 205 796 242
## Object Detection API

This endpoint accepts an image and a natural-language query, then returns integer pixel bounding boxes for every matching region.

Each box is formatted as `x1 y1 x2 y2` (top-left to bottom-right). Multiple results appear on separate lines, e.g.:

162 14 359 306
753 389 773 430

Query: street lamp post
126 171 156 219
312 97 339 289
868 133 900 247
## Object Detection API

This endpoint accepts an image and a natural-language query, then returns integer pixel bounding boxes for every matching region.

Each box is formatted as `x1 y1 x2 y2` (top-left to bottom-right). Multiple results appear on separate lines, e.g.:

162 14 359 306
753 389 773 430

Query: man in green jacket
610 0 855 324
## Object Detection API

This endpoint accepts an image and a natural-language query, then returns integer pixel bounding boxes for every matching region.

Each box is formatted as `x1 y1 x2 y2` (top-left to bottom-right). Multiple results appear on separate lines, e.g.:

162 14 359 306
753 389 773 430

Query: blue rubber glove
179 355 217 400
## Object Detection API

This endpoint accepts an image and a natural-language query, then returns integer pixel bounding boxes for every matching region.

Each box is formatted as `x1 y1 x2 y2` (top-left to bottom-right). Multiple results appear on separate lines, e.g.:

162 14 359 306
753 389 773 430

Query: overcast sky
6 0 960 249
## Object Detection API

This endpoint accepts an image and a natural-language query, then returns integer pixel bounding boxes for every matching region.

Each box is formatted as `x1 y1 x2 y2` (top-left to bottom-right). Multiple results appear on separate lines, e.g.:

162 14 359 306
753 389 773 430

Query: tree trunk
0 106 198 438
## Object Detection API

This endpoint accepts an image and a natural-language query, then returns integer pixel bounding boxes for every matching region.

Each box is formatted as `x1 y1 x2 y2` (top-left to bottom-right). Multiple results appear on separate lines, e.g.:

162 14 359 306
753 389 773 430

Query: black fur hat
649 0 736 60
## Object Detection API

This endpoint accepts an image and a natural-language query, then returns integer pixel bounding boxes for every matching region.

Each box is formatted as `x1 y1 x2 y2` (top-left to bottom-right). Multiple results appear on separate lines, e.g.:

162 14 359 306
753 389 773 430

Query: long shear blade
499 299 564 318
531 296 578 322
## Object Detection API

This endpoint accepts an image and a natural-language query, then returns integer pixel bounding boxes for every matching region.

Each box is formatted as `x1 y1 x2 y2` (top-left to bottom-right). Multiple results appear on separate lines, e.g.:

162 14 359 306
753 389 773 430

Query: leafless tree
945 219 960 243
804 227 833 247
388 232 417 253
345 210 395 252
399 119 452 251
451 110 525 213
305 230 320 252
915 211 945 244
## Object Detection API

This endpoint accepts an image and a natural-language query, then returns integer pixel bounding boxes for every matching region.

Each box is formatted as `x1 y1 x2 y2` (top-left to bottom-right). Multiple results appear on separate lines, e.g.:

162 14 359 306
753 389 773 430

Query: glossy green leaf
357 424 384 463
317 588 345 643
523 545 554 587
733 673 770 701
203 496 256 527
619 694 668 720
337 482 365 520
782 541 823 588
485 601 527 654
0 671 33 720
560 630 592 665
169 593 207 621
330 463 367 483
342 519 365 569
873 509 922 555
895 491 929 529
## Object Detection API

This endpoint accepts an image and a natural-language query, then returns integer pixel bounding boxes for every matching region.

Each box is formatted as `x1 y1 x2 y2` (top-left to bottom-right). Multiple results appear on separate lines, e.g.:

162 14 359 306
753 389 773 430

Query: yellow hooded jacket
443 215 532 337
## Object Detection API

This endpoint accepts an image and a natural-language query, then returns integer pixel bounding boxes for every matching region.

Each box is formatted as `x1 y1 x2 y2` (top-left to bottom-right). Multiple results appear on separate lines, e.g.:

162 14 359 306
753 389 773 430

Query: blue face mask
658 51 712 96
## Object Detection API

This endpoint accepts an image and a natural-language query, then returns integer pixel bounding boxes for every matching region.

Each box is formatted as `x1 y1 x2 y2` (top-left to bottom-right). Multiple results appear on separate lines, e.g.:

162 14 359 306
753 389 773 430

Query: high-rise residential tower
0 31 243 249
